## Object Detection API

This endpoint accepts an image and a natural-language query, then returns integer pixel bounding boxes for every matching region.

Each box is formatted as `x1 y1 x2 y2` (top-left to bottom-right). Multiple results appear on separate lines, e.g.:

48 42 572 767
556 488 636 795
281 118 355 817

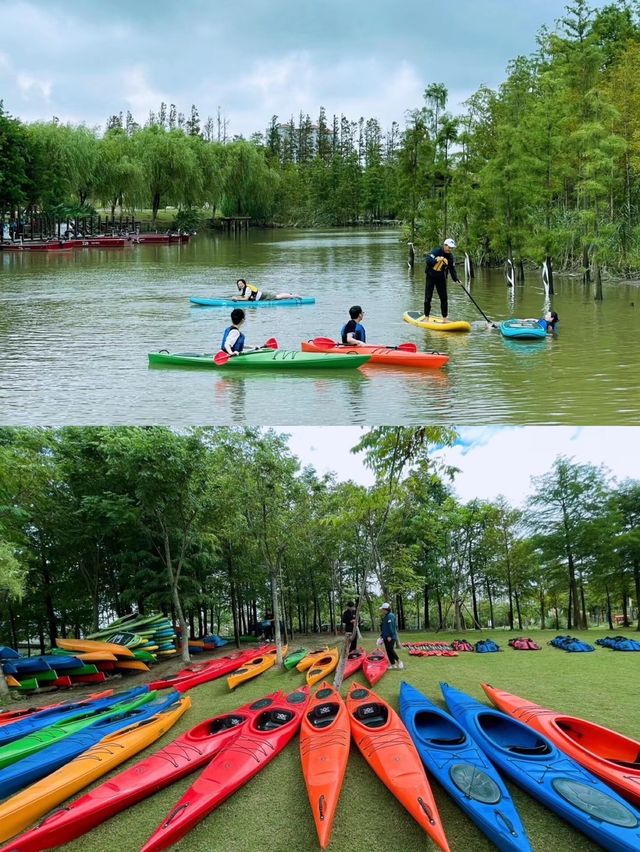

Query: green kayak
148 350 371 370
283 648 309 671
0 691 153 769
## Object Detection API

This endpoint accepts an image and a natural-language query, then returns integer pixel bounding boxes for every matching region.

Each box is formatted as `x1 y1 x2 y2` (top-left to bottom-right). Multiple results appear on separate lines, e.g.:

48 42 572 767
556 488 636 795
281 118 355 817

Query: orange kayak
300 683 350 848
346 683 450 852
296 649 328 672
55 638 135 659
306 649 339 687
227 646 287 690
483 683 640 807
301 340 449 369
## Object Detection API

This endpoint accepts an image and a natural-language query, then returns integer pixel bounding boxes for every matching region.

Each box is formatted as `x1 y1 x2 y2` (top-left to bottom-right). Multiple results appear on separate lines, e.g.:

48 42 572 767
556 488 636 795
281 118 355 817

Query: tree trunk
470 569 479 629
544 255 554 296
605 583 614 631
593 256 603 302
230 578 241 648
423 583 430 629
514 590 523 631
436 586 444 630
539 587 546 630
485 578 494 629
507 569 514 630
621 587 630 628
270 568 284 666
634 563 640 631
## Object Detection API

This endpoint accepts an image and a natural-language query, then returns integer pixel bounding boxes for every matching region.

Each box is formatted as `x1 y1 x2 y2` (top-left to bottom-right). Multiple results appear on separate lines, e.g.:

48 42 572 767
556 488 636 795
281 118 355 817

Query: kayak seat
256 709 294 731
608 756 640 769
355 703 388 728
307 702 340 729
509 743 552 755
209 715 245 734
429 734 466 746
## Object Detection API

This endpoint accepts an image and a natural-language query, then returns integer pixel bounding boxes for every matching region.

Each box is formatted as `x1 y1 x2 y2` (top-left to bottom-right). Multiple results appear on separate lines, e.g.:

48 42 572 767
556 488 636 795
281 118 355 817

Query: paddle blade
311 337 338 348
394 342 417 352
213 350 230 365
264 337 278 350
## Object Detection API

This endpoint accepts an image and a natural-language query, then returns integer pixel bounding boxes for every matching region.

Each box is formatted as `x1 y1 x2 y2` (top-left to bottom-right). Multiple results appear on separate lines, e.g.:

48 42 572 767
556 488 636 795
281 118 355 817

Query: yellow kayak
55 638 135 659
0 695 190 843
306 648 339 687
295 648 329 673
403 311 471 332
227 646 287 690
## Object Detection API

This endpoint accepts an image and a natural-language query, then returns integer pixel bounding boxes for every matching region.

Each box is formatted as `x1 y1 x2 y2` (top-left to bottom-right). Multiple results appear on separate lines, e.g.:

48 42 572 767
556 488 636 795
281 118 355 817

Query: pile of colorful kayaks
4 676 640 851
86 612 178 658
549 635 596 652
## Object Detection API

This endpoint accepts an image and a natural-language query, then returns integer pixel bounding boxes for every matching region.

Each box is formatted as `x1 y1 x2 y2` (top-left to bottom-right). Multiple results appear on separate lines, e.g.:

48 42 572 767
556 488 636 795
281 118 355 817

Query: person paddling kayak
220 308 264 355
424 238 461 321
340 305 367 346
232 278 301 302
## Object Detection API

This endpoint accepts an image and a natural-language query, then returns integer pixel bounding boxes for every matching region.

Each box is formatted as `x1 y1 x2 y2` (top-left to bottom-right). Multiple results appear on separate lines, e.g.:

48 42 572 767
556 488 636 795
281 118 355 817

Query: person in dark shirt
340 306 366 346
424 238 461 321
341 601 359 652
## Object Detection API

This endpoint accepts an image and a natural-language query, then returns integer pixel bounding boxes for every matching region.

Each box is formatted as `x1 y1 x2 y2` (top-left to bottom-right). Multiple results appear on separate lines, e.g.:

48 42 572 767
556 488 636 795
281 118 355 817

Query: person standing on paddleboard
379 602 403 670
424 238 461 322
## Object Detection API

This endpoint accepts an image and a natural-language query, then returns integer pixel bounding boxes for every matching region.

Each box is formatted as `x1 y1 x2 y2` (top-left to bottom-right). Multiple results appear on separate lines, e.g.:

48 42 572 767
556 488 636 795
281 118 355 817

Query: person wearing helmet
424 238 461 322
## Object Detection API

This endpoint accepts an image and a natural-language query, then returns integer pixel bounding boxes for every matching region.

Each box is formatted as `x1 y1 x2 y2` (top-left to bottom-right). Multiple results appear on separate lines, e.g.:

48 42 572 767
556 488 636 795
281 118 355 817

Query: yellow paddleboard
403 311 471 332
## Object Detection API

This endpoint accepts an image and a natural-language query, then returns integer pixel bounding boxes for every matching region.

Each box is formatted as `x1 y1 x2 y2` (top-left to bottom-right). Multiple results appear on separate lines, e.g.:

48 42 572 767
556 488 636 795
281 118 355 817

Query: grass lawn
42 629 639 851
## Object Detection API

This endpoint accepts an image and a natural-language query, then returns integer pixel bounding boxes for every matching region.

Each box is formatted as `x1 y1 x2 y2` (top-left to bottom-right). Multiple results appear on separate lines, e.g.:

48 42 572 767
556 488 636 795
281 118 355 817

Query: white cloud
16 73 52 101
122 65 169 118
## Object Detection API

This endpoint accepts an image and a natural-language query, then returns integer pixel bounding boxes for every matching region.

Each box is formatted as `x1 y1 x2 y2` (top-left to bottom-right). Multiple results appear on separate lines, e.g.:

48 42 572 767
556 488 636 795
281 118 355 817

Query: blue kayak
399 682 530 852
0 691 179 797
0 685 149 748
441 683 640 852
500 319 546 340
190 296 316 307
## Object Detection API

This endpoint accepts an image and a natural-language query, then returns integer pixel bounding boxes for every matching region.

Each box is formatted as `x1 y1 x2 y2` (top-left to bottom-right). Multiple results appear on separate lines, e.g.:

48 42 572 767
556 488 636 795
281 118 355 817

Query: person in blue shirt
424 238 461 321
379 602 404 670
341 305 366 346
220 308 250 355
541 310 559 332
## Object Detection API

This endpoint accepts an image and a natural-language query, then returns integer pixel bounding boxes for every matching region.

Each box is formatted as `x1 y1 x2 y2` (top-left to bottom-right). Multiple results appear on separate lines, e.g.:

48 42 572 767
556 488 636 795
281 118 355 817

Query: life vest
241 283 262 301
221 326 245 353
340 322 366 345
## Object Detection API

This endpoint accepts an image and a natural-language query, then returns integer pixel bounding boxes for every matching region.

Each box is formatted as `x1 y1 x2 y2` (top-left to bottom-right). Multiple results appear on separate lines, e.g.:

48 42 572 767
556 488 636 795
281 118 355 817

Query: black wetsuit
424 246 460 318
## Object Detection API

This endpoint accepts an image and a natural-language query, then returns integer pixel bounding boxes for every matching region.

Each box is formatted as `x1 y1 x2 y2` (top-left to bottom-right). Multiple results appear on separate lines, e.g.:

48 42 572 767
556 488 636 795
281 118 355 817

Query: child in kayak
340 305 367 346
232 278 301 301
220 308 255 355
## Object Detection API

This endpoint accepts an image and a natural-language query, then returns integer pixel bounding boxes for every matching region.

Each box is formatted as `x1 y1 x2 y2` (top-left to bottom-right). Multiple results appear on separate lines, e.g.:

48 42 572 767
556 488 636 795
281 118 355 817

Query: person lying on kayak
340 305 367 346
220 308 260 355
523 311 559 333
232 278 302 302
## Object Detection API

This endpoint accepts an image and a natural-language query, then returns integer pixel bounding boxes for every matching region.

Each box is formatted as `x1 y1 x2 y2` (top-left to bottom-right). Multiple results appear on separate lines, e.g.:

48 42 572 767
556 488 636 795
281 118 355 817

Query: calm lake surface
1 228 638 425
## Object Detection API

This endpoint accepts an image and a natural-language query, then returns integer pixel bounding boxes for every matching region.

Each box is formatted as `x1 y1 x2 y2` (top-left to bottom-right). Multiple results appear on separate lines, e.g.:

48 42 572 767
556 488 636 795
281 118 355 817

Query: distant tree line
2 1 640 274
1 427 638 671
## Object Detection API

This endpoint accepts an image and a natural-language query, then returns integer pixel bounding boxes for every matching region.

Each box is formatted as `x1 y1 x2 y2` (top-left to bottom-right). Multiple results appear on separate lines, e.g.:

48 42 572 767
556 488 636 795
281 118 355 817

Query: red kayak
148 646 267 692
362 650 389 686
140 687 310 852
0 690 112 728
343 647 365 680
483 683 640 808
2 691 282 852
301 339 449 369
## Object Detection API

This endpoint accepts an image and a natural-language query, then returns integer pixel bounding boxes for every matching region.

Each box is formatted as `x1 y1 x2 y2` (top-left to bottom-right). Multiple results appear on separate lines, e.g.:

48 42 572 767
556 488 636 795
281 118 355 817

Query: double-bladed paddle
311 336 417 352
213 337 278 366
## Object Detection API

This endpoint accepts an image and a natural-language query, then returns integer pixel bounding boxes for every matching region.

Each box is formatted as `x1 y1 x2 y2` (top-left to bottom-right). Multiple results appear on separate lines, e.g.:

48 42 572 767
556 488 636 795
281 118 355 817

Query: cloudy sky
286 427 640 506
0 0 612 137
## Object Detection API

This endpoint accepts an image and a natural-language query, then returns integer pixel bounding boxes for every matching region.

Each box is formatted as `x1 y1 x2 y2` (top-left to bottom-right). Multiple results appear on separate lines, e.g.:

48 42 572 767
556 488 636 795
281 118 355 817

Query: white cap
380 602 391 610
444 238 456 248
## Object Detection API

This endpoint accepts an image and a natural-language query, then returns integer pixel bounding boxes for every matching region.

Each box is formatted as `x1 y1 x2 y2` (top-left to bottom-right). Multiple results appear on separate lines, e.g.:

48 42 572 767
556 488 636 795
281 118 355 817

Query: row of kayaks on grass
3 680 640 850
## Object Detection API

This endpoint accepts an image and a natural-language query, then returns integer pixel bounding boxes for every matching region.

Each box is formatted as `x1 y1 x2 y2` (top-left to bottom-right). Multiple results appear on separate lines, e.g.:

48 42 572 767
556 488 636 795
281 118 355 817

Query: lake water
1 228 638 425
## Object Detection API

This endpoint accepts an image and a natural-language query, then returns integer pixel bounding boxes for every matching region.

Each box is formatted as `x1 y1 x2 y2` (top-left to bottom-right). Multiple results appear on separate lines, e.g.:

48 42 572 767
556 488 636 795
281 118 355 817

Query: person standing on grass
342 601 359 652
424 238 461 321
380 602 403 670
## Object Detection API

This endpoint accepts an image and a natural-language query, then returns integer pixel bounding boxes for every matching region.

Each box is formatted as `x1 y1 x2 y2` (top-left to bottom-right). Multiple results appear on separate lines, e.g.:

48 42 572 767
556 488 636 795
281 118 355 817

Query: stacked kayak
399 682 530 851
483 683 640 807
0 690 112 730
140 687 309 852
301 339 449 369
300 683 350 848
190 296 315 307
500 319 546 340
148 350 371 370
305 648 339 687
403 311 471 332
347 683 449 851
596 636 640 651
442 683 640 851
3 692 282 852
0 692 189 844
362 650 388 686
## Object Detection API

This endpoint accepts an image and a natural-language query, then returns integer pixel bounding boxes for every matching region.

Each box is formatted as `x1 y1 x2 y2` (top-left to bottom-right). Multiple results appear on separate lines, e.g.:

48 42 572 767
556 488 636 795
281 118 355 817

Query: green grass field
38 629 639 851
